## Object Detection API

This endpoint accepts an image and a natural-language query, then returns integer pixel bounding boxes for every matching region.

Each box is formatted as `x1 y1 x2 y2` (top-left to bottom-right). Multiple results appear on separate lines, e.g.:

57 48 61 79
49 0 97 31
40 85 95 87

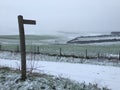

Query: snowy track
0 59 120 90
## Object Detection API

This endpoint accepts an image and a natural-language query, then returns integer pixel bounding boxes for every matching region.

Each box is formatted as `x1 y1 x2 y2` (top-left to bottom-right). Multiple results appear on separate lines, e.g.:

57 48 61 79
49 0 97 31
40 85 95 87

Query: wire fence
0 43 120 60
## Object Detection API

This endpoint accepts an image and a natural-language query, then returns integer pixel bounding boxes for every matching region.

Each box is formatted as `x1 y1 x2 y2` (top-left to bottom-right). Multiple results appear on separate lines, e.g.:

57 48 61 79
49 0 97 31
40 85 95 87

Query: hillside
67 35 120 44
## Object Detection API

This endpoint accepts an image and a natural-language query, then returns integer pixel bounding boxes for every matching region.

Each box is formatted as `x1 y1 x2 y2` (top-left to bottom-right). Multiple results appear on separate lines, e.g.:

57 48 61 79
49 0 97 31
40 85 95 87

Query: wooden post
85 49 88 59
60 48 62 56
0 43 1 51
16 45 19 52
18 15 26 80
18 15 36 81
37 46 39 54
118 51 120 60
97 52 99 59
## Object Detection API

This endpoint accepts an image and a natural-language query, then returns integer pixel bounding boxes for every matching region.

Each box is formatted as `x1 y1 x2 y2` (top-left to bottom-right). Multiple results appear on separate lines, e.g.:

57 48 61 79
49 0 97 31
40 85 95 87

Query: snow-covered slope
0 59 120 90
67 35 120 44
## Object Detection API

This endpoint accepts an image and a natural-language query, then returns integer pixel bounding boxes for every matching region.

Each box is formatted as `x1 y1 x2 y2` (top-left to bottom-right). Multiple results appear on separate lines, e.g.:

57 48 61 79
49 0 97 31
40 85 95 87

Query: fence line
0 44 120 60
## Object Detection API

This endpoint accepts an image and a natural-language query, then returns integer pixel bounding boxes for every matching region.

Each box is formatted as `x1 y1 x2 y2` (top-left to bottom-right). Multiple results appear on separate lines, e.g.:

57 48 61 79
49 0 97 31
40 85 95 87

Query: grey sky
0 0 120 35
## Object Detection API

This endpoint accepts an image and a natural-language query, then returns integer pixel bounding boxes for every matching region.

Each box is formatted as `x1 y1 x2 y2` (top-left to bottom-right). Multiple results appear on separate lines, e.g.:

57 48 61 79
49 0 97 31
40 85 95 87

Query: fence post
0 43 1 51
33 46 35 54
16 45 19 52
119 51 120 60
85 49 88 59
97 52 99 59
60 48 62 56
37 46 39 54
34 46 36 60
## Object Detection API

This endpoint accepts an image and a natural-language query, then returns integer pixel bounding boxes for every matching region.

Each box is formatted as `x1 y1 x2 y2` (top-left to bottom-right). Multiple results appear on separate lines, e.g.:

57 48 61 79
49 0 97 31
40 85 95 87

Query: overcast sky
0 0 120 35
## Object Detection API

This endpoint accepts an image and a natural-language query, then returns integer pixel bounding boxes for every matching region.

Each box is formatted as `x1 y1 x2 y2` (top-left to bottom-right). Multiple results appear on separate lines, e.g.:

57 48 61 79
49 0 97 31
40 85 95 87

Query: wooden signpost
18 15 36 80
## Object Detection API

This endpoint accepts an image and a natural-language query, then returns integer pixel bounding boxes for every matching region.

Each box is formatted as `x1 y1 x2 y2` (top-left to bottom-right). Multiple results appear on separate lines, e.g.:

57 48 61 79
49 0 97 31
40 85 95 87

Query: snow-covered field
0 35 120 90
0 58 120 90
1 35 120 58
0 51 120 67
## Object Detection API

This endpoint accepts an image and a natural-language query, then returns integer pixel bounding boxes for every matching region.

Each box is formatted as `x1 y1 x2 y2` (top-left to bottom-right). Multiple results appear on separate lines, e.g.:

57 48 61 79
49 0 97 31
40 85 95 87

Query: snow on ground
0 59 120 90
1 67 96 90
0 51 120 67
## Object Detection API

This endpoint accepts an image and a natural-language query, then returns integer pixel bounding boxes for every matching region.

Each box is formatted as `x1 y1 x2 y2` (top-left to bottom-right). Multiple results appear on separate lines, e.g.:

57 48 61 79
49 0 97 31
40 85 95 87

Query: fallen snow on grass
0 67 109 90
0 51 120 67
0 59 120 90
